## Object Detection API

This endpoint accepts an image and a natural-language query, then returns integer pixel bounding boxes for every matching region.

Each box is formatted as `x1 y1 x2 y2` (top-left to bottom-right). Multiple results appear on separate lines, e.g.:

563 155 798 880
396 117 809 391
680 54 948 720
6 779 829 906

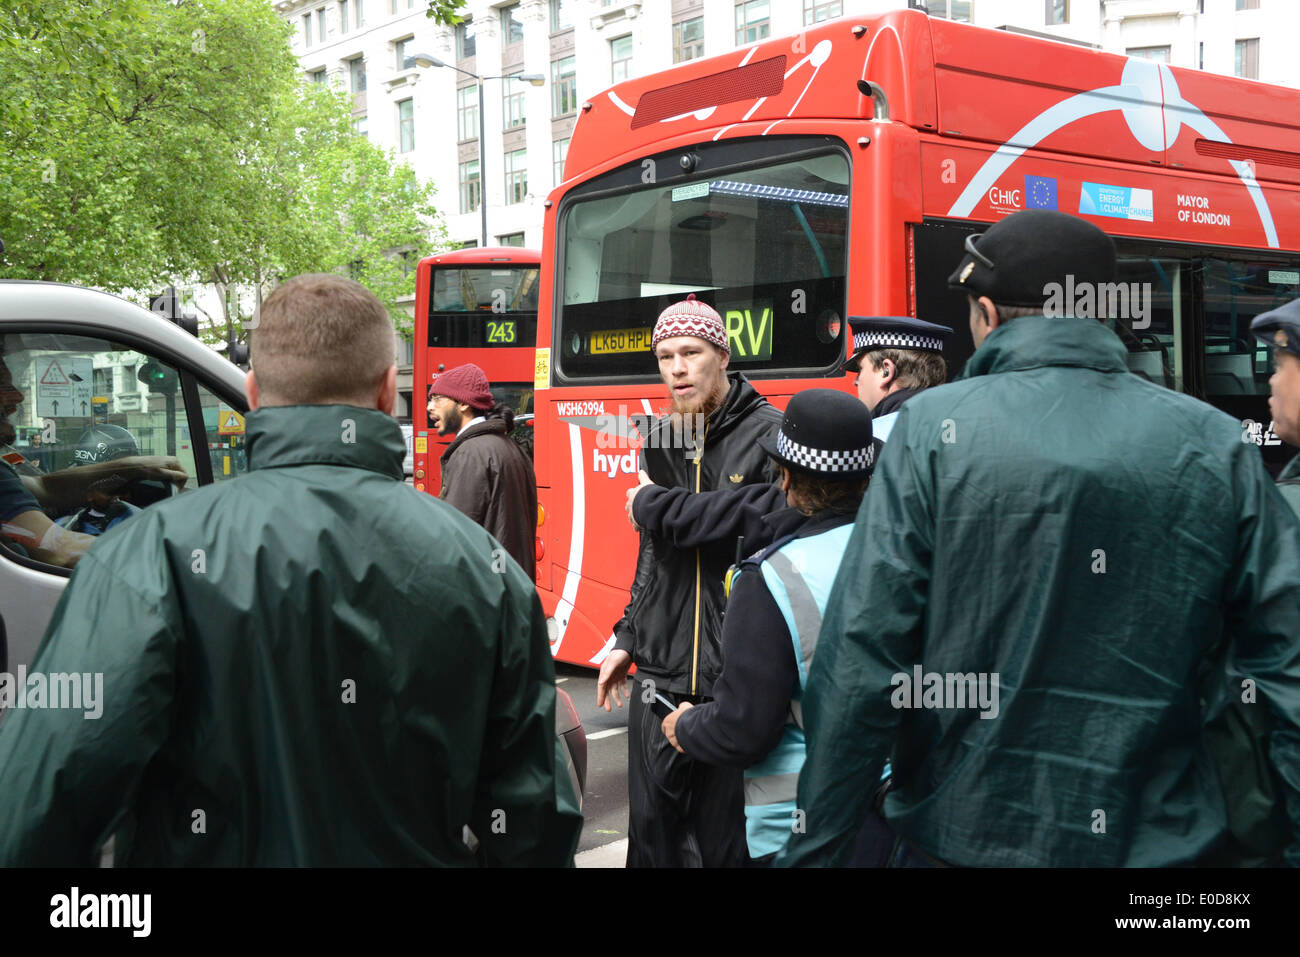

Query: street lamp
409 53 545 248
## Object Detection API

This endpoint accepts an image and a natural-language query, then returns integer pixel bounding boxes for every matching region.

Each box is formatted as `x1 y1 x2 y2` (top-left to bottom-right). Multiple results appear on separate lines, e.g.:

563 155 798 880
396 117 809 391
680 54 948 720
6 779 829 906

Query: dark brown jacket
440 412 537 581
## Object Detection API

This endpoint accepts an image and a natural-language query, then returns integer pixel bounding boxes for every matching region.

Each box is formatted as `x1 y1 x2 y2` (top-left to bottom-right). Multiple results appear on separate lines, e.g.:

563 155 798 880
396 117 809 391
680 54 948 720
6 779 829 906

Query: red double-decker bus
532 8 1300 669
411 246 541 498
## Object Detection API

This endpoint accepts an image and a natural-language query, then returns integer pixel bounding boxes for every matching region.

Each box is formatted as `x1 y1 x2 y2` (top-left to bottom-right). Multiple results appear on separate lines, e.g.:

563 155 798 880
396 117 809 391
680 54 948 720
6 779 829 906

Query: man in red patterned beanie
596 293 783 868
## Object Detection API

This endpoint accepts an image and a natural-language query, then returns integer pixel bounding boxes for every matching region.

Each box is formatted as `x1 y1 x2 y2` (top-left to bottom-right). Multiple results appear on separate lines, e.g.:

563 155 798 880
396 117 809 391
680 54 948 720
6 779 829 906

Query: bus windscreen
427 265 540 348
556 146 849 380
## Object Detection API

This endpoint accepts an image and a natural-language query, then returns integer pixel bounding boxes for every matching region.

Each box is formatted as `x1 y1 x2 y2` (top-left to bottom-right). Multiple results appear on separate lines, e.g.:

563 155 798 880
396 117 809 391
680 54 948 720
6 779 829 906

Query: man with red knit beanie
429 362 537 581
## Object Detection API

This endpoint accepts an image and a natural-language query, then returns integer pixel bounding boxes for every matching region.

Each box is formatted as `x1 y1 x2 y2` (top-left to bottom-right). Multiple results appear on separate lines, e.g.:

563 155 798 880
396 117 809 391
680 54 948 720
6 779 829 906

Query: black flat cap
757 389 876 481
1251 297 1300 359
842 316 953 373
948 210 1117 308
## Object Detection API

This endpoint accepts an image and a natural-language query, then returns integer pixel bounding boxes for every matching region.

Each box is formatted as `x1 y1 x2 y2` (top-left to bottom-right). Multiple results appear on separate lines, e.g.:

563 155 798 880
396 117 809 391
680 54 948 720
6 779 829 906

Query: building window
317 8 326 42
457 19 476 59
353 114 368 137
459 160 481 213
501 3 524 46
550 0 571 32
1236 0 1259 9
552 56 577 116
1127 45 1170 62
504 148 527 204
398 98 414 152
735 1 770 45
930 0 973 21
457 85 478 141
349 57 366 92
803 0 841 25
1045 0 1067 24
553 136 569 185
309 68 327 84
395 37 410 70
1235 38 1259 78
302 14 313 46
611 35 633 83
354 0 364 28
673 17 704 62
503 75 527 130
498 232 525 247
339 0 349 34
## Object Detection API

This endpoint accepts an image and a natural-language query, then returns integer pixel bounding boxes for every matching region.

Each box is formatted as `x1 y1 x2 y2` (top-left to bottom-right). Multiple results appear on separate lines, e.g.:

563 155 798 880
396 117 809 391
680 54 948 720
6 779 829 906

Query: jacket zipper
691 420 709 695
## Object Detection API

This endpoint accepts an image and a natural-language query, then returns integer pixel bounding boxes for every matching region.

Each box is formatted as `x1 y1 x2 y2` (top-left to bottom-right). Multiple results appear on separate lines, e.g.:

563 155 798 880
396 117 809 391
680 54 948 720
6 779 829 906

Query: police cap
841 316 953 373
1250 297 1300 360
947 210 1117 308
757 389 877 481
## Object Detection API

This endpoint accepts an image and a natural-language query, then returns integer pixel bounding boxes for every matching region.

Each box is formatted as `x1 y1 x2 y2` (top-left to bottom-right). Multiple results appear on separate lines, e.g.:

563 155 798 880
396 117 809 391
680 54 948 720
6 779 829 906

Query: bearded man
595 294 782 868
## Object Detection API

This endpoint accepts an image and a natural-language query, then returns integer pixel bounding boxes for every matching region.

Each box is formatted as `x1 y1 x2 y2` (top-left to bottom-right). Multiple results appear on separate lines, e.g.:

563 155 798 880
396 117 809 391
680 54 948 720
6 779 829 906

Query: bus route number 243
486 320 517 344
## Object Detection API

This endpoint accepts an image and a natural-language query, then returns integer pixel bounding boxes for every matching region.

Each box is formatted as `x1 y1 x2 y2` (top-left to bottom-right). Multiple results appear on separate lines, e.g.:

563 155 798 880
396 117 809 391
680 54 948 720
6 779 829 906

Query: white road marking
587 727 629 740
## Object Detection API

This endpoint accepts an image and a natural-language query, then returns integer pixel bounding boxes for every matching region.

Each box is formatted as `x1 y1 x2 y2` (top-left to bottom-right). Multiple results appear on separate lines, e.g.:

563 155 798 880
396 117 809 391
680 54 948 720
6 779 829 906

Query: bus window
556 141 848 380
1202 258 1300 400
427 266 540 348
1112 254 1184 393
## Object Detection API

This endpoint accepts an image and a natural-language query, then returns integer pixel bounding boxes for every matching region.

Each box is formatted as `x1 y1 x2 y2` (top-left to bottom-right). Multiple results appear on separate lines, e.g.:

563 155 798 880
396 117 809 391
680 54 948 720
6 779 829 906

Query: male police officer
781 210 1300 867
597 293 782 868
1251 299 1300 515
843 316 952 442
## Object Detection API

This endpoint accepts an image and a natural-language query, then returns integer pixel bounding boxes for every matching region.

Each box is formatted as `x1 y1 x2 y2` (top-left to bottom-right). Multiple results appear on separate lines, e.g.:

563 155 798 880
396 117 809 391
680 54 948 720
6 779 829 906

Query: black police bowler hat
842 316 953 373
947 210 1117 308
1251 297 1300 360
757 389 877 481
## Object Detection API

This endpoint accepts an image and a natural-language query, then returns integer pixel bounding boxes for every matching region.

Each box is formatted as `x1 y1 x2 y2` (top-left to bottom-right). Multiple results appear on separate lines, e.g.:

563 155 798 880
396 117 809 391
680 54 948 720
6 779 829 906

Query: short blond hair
251 274 395 405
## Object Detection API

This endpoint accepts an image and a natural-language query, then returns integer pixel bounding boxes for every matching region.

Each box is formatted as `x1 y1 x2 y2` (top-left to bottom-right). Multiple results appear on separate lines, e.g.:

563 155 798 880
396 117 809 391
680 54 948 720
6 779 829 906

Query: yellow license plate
589 328 653 355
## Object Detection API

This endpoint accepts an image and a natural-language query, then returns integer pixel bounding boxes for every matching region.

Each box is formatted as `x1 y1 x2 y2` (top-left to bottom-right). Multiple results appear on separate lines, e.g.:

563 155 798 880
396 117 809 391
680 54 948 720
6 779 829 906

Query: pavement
576 838 627 868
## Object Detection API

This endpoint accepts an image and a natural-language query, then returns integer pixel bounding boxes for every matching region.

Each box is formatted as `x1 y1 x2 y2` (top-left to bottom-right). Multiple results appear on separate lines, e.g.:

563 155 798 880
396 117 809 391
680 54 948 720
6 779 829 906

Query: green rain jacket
779 317 1300 867
1278 456 1300 517
0 405 582 866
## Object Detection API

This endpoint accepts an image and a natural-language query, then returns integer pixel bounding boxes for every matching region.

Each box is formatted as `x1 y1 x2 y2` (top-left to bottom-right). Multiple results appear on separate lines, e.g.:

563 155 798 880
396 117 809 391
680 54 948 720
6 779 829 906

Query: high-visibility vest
740 523 853 858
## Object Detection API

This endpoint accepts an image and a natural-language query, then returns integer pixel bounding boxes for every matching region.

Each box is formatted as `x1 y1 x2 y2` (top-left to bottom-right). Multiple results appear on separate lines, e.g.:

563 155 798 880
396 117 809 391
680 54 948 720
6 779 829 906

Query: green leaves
0 0 449 343
425 1 468 26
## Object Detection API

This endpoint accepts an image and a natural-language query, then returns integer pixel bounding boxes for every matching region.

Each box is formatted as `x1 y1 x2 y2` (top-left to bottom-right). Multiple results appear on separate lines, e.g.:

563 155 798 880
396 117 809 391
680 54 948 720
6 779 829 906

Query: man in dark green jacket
0 273 582 866
1252 299 1300 516
780 211 1300 867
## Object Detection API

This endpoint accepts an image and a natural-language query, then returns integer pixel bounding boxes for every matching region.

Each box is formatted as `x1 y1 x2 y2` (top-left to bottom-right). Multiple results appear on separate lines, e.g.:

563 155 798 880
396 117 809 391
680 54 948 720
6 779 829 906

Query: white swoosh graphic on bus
586 398 657 666
552 422 586 656
947 58 1278 247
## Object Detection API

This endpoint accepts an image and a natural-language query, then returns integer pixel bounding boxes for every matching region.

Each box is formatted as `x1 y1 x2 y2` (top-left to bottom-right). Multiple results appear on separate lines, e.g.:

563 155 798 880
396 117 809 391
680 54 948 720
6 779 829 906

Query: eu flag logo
1026 175 1058 210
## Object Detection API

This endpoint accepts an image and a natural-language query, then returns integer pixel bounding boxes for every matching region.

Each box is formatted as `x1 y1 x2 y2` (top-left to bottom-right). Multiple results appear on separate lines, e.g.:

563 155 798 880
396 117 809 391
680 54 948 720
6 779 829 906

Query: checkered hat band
651 314 729 352
776 430 875 473
853 331 943 352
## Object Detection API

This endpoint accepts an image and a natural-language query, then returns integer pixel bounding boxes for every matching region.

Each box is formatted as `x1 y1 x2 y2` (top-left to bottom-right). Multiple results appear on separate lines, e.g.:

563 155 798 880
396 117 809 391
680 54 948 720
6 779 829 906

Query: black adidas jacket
612 373 782 697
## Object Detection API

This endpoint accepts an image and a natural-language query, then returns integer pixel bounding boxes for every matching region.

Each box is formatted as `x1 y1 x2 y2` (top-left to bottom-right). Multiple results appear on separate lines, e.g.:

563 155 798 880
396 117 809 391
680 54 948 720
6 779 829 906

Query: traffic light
137 361 178 393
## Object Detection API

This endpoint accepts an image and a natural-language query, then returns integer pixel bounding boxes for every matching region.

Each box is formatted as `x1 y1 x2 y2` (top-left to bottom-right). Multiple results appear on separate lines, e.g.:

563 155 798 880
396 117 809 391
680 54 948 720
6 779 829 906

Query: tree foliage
425 1 468 26
0 0 447 342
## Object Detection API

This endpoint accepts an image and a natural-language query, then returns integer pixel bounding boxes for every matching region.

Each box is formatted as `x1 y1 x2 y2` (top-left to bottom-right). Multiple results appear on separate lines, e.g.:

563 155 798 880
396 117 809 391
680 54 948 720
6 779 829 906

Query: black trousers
625 682 748 868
